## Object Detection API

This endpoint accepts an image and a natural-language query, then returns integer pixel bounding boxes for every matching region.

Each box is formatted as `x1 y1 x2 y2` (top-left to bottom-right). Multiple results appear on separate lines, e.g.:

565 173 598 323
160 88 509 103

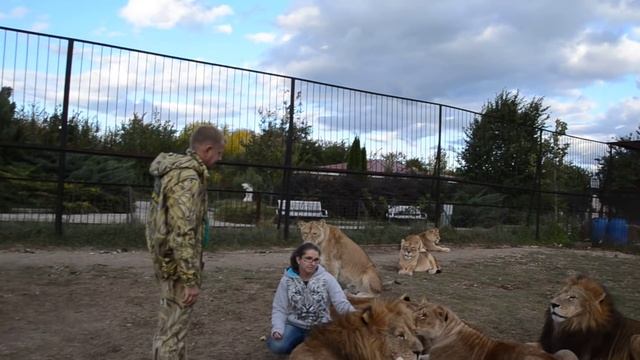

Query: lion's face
549 287 587 323
421 228 440 245
548 275 609 330
375 301 424 359
414 303 451 340
400 235 423 260
298 220 327 245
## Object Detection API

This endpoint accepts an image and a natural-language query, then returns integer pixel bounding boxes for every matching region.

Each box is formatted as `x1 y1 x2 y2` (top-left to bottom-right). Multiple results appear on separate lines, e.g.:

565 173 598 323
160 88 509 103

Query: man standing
146 125 225 359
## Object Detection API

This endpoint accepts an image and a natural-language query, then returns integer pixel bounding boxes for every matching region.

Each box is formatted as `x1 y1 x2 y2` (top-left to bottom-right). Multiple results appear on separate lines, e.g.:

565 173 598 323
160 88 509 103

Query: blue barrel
606 218 628 246
591 218 607 245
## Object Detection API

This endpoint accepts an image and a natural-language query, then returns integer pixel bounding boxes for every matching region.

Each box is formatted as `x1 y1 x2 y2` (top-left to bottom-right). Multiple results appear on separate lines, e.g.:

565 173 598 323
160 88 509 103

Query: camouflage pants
152 278 193 360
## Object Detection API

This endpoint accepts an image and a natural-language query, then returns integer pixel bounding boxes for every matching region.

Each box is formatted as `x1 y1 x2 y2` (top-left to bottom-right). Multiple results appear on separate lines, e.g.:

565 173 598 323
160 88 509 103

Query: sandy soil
0 244 637 360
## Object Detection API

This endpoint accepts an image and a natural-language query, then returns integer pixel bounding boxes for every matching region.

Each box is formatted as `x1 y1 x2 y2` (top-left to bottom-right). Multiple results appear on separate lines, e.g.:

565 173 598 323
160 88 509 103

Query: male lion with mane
298 220 382 296
539 274 640 360
289 298 424 360
398 235 441 276
414 301 578 360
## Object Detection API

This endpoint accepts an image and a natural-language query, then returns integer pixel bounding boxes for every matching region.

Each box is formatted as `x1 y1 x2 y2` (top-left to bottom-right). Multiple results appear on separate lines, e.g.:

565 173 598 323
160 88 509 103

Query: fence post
127 186 135 224
255 192 262 225
54 39 74 236
603 145 613 218
434 105 443 227
535 128 543 240
277 79 296 240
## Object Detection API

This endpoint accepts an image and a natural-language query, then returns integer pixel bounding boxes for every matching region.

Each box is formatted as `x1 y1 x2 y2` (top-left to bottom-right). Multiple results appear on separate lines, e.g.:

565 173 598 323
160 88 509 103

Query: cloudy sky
1 0 639 142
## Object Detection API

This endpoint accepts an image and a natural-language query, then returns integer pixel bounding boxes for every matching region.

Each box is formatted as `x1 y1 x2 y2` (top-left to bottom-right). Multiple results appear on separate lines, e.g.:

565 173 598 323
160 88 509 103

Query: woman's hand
271 331 282 340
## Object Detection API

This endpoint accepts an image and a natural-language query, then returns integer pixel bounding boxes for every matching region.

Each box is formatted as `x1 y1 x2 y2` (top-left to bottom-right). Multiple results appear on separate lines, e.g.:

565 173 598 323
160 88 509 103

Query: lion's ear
319 219 326 225
361 305 374 325
399 293 411 302
400 238 405 246
435 305 448 322
297 221 307 229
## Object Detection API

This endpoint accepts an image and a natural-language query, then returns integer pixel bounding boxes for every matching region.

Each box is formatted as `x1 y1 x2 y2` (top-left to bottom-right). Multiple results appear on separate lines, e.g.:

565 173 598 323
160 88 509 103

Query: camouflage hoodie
146 149 209 288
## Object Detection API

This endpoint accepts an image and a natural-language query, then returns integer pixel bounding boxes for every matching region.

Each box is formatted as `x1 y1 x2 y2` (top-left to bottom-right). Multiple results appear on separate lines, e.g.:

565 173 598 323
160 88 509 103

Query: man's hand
271 331 282 340
182 285 200 306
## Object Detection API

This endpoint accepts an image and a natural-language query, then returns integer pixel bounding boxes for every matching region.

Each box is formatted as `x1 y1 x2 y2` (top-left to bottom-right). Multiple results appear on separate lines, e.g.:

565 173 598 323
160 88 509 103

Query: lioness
539 275 640 360
414 301 578 360
298 220 382 296
290 298 424 360
417 228 450 252
398 235 441 276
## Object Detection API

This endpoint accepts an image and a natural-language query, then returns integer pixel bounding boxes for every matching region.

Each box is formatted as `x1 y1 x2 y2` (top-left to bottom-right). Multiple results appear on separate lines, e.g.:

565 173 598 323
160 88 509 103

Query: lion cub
398 235 441 276
298 220 382 296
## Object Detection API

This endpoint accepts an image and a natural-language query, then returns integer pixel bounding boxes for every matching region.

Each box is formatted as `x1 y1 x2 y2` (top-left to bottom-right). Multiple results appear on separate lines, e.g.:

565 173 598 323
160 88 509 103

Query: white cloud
277 5 322 29
119 0 233 29
604 97 640 135
0 6 29 19
216 24 233 34
562 32 640 78
30 21 49 32
246 32 277 44
257 0 640 140
92 26 125 38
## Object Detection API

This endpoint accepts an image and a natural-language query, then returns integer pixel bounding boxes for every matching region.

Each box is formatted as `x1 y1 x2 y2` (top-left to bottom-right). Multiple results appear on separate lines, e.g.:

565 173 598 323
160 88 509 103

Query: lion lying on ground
539 274 640 360
289 297 424 360
298 220 382 296
417 228 450 252
413 300 578 360
398 235 441 276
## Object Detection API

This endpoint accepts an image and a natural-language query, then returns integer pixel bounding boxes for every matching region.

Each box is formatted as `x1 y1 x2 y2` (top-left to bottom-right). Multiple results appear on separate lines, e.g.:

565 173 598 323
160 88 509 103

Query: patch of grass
0 222 146 248
2 220 636 254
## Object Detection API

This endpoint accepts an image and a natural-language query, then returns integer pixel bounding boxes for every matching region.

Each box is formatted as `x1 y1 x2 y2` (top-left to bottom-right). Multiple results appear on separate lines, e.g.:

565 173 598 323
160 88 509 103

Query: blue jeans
266 323 308 354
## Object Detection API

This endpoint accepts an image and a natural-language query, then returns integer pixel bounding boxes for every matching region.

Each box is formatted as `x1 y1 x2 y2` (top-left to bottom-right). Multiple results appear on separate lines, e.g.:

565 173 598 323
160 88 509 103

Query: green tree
381 151 406 173
540 119 590 221
0 87 17 141
103 113 178 154
597 126 640 221
242 91 313 191
459 90 550 188
346 136 366 172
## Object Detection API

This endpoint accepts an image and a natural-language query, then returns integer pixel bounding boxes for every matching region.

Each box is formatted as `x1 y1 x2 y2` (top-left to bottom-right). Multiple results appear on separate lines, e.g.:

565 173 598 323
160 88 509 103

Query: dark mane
540 308 623 358
539 275 628 359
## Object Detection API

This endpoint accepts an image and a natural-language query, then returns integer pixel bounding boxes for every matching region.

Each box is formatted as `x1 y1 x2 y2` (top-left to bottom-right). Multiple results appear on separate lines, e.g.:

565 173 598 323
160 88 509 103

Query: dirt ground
1 244 639 360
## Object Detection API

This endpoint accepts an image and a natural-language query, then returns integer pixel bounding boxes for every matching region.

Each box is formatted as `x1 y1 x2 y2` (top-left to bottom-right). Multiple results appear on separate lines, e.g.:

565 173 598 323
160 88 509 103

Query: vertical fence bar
605 145 613 219
55 39 74 235
535 128 543 240
434 104 443 227
279 78 296 239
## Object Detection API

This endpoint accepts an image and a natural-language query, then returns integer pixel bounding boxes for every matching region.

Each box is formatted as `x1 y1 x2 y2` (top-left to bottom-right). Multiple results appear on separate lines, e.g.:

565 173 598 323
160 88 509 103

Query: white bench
276 200 328 219
386 205 427 220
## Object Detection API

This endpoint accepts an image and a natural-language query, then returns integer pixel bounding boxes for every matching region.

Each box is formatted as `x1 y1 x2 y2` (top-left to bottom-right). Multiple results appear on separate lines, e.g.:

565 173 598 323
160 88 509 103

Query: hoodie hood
149 150 206 178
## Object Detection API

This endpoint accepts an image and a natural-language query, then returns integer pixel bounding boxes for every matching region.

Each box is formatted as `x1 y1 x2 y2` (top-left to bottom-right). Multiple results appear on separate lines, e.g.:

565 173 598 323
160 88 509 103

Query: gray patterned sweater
270 265 355 335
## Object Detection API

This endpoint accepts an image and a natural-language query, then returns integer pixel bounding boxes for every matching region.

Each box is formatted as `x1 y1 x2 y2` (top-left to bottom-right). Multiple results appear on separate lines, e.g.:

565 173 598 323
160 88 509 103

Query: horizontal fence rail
1 26 638 244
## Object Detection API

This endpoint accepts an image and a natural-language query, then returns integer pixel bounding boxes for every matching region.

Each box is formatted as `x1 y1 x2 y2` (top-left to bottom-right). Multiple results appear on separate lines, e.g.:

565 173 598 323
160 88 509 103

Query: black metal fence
1 26 638 243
